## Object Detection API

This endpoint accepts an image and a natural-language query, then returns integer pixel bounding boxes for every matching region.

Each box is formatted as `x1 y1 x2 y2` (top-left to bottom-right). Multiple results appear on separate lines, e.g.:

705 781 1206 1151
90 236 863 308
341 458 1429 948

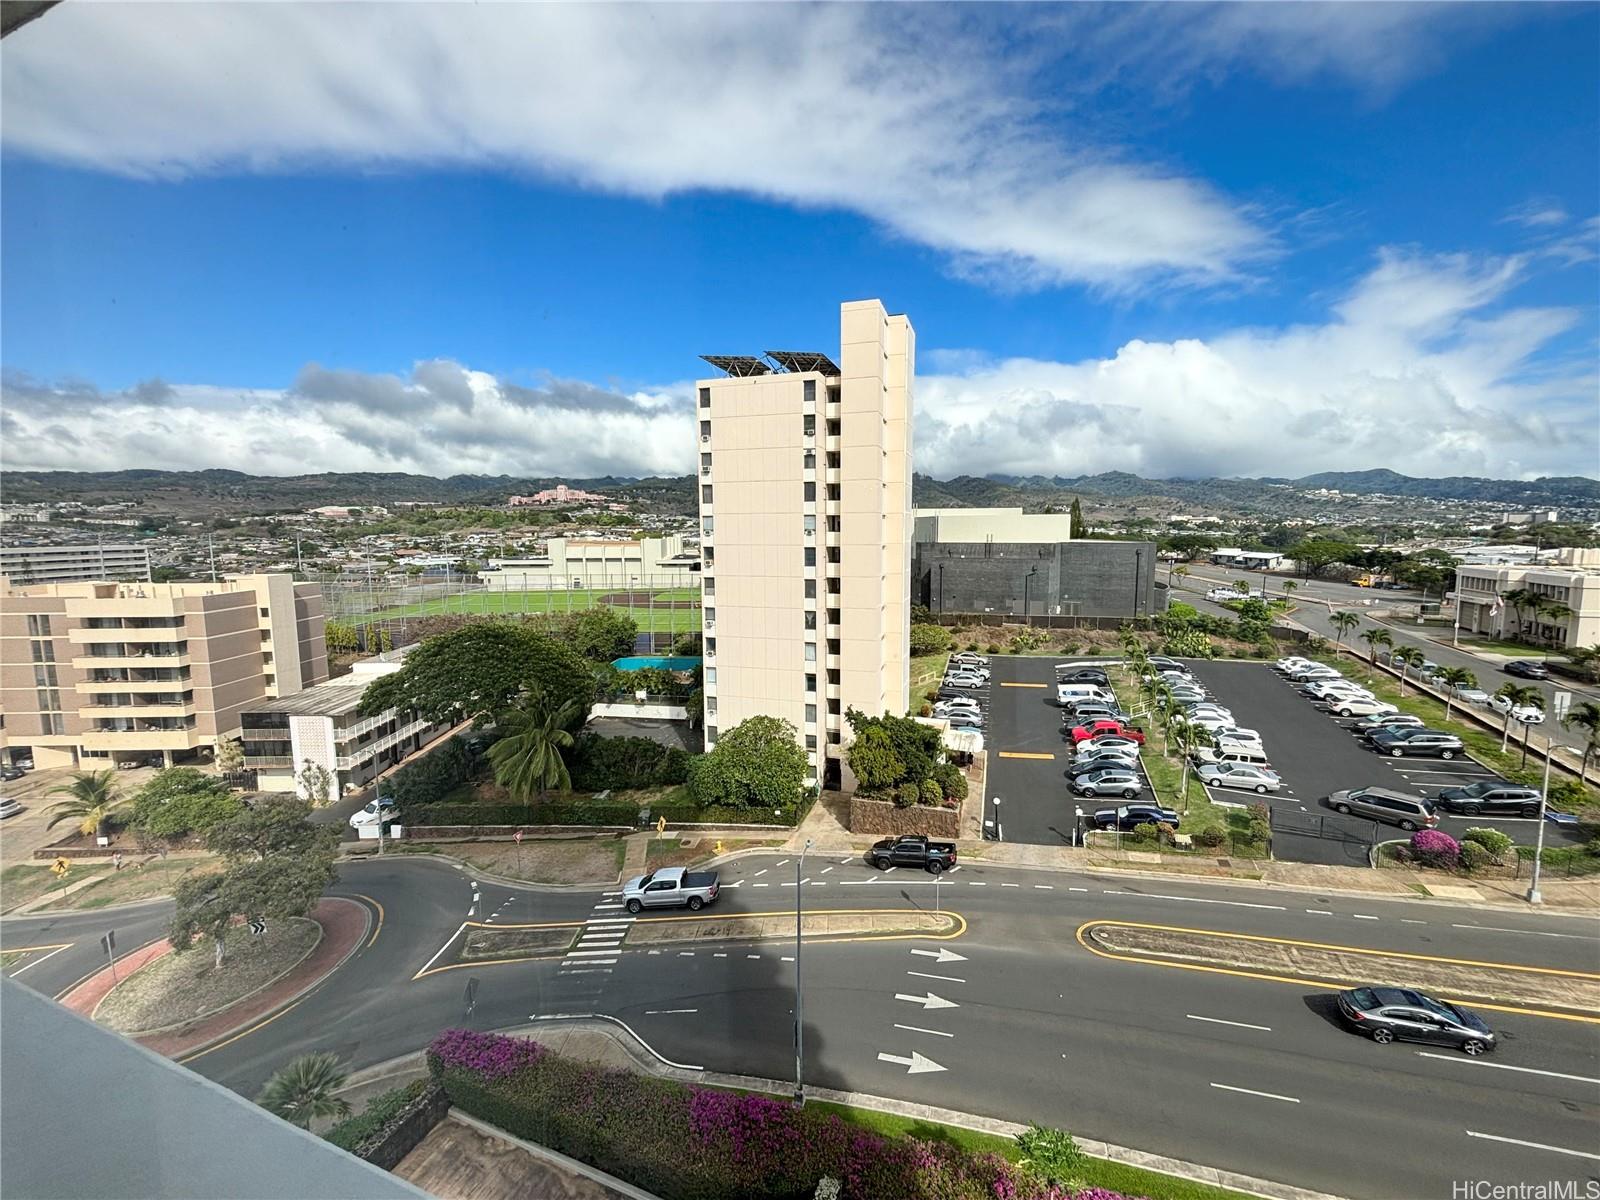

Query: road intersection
6 851 1597 1199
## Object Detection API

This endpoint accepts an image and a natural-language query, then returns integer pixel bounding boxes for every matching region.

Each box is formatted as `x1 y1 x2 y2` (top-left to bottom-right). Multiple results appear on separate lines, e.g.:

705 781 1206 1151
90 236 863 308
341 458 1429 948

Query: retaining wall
848 798 961 838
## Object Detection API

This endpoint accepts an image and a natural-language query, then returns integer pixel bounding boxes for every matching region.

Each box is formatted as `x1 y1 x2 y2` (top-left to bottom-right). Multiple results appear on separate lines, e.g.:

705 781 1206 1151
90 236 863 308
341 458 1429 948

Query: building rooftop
248 683 370 717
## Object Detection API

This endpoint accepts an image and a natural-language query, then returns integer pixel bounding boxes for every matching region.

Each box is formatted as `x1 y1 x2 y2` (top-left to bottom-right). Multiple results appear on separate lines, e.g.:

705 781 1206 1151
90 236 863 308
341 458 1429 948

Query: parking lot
1186 660 1590 865
969 655 1081 845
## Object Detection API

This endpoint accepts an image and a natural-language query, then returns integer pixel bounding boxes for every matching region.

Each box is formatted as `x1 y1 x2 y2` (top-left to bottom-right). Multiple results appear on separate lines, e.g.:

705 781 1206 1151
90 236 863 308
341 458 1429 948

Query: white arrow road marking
896 992 960 1010
724 880 744 888
911 948 967 963
877 1050 947 1074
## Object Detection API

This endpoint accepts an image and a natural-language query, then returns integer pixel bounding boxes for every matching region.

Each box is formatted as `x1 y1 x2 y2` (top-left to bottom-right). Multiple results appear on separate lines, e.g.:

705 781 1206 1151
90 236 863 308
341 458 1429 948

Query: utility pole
793 837 813 1107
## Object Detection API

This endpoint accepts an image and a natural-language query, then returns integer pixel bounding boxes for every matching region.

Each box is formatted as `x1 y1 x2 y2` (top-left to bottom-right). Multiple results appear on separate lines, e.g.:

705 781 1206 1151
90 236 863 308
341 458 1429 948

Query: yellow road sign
50 858 70 877
656 816 667 835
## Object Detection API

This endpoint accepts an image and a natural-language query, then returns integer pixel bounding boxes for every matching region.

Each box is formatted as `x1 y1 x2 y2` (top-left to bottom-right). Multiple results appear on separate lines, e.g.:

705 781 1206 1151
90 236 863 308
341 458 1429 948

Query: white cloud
3 3 1276 291
1503 199 1572 229
4 249 1593 483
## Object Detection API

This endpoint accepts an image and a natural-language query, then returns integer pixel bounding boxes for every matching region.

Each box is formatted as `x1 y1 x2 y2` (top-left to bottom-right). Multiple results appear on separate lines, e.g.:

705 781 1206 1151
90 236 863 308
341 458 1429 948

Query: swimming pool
611 655 703 672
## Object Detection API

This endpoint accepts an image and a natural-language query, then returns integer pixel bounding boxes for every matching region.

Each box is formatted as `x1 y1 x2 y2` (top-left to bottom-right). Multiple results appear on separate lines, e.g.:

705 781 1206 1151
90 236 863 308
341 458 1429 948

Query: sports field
366 586 702 632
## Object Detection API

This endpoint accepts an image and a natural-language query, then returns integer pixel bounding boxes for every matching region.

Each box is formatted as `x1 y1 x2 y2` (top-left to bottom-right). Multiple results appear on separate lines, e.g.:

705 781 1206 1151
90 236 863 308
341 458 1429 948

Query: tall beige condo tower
696 299 913 789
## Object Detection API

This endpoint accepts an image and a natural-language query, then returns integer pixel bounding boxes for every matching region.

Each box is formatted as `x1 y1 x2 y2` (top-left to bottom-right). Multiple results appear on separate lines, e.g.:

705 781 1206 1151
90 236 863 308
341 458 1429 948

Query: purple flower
428 1028 546 1079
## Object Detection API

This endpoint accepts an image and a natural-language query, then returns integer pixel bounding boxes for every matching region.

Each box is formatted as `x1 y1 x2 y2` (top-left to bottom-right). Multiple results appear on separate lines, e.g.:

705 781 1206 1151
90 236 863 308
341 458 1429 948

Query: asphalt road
7 854 1596 1200
981 654 1085 846
1187 660 1589 866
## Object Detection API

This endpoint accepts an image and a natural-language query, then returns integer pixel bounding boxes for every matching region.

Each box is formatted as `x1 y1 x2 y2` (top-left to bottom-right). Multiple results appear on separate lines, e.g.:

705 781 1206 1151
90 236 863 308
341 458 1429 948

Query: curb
167 896 372 1062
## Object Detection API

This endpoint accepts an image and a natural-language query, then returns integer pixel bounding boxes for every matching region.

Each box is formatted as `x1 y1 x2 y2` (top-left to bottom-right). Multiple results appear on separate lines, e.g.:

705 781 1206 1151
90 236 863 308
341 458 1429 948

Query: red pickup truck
1069 720 1146 745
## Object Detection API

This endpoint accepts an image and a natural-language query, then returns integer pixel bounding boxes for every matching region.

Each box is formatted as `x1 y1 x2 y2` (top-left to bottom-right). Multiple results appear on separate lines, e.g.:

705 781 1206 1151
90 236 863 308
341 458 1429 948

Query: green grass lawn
1453 636 1558 657
910 652 951 701
799 1100 1254 1200
365 587 701 633
1 864 65 914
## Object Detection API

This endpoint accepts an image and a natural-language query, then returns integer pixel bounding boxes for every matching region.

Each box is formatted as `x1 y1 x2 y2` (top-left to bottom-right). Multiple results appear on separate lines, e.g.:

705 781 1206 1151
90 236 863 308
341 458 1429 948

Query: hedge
569 734 692 792
427 1030 1110 1200
323 1079 427 1152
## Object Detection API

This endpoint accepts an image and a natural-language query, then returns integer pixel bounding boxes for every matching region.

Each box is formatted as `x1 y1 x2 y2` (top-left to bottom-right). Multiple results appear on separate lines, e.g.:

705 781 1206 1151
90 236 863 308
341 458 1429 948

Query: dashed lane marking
1451 924 1598 940
1211 1083 1298 1103
894 1023 954 1037
1417 1053 1599 1085
1463 1131 1600 1162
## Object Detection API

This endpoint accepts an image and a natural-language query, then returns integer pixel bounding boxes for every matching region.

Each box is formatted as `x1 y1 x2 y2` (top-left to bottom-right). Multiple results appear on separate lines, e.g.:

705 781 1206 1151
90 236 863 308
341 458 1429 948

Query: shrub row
323 1079 427 1152
427 1030 1125 1200
568 734 693 792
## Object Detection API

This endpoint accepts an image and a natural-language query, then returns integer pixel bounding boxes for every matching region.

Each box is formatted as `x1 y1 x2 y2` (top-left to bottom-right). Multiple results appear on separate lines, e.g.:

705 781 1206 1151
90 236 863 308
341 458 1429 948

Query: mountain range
3 467 1595 516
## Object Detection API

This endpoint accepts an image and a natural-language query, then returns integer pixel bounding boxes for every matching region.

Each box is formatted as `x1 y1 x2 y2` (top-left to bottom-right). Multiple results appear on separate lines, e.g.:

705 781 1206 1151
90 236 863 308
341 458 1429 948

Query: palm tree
1328 611 1360 653
1560 700 1600 785
1359 628 1393 676
1502 587 1537 641
1169 716 1214 810
1281 581 1298 598
1494 683 1541 755
1392 646 1425 697
256 1053 352 1129
1436 666 1475 721
45 769 126 840
1533 598 1573 655
490 686 582 804
1149 680 1177 754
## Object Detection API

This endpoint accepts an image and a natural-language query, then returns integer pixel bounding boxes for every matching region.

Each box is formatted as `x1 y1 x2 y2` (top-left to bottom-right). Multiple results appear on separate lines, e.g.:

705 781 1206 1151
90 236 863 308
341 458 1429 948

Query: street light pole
1527 735 1554 905
794 836 813 1106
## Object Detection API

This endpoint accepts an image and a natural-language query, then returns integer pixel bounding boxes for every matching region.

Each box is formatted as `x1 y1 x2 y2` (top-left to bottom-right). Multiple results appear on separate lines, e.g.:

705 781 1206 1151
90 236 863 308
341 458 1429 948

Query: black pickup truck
866 834 958 874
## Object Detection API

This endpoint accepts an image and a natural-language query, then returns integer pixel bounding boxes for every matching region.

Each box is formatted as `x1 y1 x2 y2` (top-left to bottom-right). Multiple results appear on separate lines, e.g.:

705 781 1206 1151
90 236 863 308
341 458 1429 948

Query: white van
1057 683 1115 706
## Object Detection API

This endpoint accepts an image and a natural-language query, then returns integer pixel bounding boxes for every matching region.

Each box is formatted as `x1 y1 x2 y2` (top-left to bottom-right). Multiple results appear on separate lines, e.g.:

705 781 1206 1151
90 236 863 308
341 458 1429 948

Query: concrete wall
915 540 1159 618
913 508 1073 544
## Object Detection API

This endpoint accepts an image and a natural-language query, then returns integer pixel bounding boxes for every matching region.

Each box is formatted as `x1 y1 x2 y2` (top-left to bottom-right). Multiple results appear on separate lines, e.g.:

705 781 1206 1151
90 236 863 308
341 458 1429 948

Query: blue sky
2 3 1596 482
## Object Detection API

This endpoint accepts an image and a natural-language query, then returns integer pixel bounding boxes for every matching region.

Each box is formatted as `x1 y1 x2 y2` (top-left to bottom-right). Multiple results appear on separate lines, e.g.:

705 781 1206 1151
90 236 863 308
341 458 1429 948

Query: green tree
1328 611 1360 652
295 759 336 805
1281 580 1298 597
1493 683 1542 755
131 768 243 838
169 798 337 968
1561 700 1600 785
45 769 127 838
1436 666 1476 721
1287 539 1362 580
1068 497 1084 538
564 607 639 662
357 620 593 724
1533 598 1574 648
908 622 953 657
1232 579 1250 595
1359 627 1393 673
1502 588 1537 640
256 1053 352 1129
688 715 809 810
214 737 246 776
845 723 904 795
324 620 359 654
489 687 582 804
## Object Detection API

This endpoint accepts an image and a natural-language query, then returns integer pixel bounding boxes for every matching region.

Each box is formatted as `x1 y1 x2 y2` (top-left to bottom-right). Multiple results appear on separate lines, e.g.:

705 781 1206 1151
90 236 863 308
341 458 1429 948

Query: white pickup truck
621 866 721 914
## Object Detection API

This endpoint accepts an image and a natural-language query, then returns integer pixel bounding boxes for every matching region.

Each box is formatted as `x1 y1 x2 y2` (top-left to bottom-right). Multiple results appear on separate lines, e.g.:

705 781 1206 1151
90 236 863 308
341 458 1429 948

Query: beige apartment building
1455 547 1600 649
0 574 327 770
696 300 913 789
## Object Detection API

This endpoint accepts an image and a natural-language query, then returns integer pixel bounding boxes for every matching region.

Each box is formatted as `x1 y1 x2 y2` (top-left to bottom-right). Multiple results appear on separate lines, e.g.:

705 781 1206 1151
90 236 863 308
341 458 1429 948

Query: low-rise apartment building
0 542 151 584
239 646 450 801
1455 547 1600 648
0 574 327 770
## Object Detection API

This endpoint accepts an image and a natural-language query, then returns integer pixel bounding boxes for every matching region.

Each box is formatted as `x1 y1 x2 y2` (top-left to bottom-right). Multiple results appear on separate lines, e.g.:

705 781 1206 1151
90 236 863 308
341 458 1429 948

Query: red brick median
58 897 369 1060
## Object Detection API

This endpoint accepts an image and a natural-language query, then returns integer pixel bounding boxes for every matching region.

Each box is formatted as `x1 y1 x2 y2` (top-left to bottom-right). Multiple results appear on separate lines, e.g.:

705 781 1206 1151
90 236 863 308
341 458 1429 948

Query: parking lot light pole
794 836 813 1106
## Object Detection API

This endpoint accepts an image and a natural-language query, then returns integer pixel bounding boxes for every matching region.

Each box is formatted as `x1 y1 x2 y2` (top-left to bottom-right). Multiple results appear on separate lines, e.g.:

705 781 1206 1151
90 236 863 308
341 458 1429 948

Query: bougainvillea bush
1410 828 1461 869
426 1030 1146 1200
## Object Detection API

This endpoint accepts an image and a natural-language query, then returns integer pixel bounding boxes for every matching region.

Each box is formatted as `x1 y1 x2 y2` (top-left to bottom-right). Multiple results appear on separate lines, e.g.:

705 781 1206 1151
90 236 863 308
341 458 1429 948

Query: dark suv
1336 986 1496 1055
1091 802 1177 830
1433 781 1542 817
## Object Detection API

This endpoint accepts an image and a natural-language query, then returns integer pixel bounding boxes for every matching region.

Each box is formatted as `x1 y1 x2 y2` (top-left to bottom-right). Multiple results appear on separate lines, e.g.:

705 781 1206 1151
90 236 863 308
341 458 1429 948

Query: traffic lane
627 936 1599 1200
982 655 1077 846
709 859 1600 973
1 900 174 999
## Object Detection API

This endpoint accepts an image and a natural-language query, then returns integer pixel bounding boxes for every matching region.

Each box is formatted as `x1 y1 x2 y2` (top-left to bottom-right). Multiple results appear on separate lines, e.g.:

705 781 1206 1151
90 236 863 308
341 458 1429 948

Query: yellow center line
2 942 73 955
177 998 306 1064
348 892 386 949
999 751 1055 760
1000 682 1048 688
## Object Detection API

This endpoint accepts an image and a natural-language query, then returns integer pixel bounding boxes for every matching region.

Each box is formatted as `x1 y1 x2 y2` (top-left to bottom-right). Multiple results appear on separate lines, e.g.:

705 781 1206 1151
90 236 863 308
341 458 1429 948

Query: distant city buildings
306 505 387 520
0 574 327 770
696 300 914 789
0 543 152 585
509 484 607 506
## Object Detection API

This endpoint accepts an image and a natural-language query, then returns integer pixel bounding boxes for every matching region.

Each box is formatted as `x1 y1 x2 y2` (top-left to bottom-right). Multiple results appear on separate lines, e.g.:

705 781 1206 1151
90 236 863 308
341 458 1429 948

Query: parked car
622 866 722 912
1504 660 1549 680
0 766 23 782
1370 729 1464 758
1355 712 1425 734
1286 666 1342 682
1303 681 1374 700
1432 781 1543 817
1070 721 1146 745
1335 986 1495 1055
866 834 957 874
1488 695 1545 723
14 757 34 771
1067 753 1136 779
1187 712 1242 734
1207 587 1239 601
933 698 981 716
1091 802 1178 831
1073 768 1144 799
1147 656 1187 671
1072 738 1140 761
1450 685 1491 706
1275 656 1315 672
1328 696 1400 718
349 797 398 828
0 799 22 819
949 653 988 667
1197 763 1282 794
1327 787 1439 830
1058 669 1110 685
943 674 986 690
